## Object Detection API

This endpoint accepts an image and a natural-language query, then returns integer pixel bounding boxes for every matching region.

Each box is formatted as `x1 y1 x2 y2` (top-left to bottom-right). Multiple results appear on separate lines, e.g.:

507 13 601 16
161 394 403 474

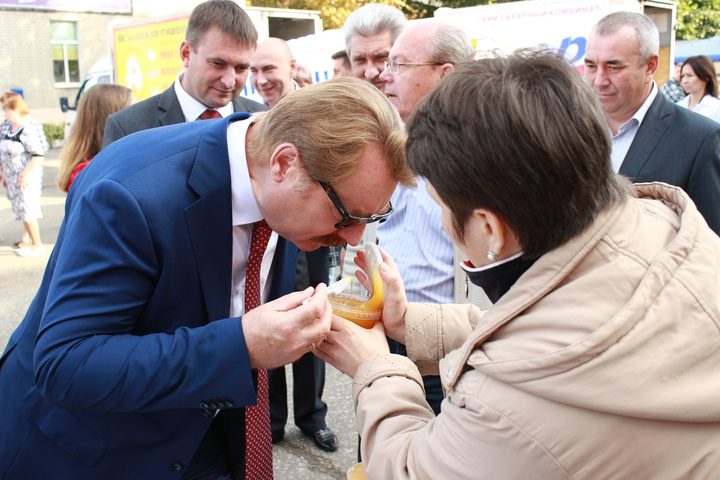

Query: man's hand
314 315 390 378
354 247 408 344
242 284 332 369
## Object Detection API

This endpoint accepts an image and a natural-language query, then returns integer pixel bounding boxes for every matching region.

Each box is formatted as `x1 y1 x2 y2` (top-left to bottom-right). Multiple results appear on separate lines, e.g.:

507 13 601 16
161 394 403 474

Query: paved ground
0 148 359 479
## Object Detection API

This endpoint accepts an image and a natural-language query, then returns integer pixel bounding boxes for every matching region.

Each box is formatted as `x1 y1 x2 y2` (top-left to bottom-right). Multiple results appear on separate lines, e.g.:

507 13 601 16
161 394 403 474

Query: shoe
15 245 45 257
271 429 284 444
303 428 338 452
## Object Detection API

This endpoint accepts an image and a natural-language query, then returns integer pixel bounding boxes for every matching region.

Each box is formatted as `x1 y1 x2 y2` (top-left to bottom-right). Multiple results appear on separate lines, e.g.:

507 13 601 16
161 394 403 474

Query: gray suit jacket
102 83 268 148
620 93 720 234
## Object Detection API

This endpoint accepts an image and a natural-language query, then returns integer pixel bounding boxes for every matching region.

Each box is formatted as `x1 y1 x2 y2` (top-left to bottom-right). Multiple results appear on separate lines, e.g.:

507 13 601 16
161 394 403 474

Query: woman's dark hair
682 55 718 98
406 49 627 259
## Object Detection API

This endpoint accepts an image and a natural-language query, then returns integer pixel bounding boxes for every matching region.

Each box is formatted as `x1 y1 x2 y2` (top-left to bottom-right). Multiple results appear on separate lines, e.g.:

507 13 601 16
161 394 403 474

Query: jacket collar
619 93 672 179
184 112 252 322
441 183 702 391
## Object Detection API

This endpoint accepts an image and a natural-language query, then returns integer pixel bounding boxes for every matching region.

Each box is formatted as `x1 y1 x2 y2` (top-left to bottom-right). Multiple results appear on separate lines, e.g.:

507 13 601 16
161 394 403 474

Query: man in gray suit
103 0 266 148
585 11 720 234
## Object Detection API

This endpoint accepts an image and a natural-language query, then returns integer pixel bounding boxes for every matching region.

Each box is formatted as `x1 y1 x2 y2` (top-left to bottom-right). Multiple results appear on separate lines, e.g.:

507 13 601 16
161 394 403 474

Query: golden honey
346 463 367 480
328 294 380 329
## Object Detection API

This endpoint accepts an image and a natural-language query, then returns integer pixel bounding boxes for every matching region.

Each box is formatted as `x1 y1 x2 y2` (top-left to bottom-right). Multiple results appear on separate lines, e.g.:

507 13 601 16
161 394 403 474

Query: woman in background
57 83 134 192
0 95 46 257
678 55 720 123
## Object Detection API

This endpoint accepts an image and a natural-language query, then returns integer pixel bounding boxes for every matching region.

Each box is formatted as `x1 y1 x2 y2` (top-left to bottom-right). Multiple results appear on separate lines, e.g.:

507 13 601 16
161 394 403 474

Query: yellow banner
113 15 189 101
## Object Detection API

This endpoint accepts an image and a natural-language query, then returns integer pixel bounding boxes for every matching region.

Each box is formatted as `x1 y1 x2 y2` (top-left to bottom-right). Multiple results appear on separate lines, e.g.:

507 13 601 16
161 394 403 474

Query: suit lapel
184 113 249 321
158 84 187 126
619 94 671 178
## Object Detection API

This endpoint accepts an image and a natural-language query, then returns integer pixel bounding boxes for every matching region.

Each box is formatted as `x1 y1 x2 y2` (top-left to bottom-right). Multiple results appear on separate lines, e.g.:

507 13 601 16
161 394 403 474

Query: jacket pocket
17 386 108 466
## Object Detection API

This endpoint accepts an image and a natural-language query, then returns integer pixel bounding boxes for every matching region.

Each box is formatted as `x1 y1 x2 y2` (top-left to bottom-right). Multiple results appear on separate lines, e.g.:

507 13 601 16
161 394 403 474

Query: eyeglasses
383 59 445 75
319 181 394 229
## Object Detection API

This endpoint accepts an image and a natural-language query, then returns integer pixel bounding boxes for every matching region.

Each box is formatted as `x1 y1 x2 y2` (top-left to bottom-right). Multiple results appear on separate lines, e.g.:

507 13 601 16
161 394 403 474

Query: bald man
250 37 298 107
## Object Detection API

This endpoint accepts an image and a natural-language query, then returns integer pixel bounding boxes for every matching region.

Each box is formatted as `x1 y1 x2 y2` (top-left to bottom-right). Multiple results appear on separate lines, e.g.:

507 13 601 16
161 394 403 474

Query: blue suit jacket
0 113 299 478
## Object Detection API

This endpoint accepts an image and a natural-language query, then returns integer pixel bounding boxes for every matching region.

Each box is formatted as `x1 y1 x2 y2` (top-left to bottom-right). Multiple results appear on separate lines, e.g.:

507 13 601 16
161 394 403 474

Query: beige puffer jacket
353 183 720 479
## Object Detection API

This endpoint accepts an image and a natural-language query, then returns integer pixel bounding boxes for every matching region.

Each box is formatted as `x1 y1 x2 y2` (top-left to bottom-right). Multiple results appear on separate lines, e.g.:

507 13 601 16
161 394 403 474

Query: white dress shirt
174 71 234 121
610 83 658 173
677 94 720 124
227 118 278 317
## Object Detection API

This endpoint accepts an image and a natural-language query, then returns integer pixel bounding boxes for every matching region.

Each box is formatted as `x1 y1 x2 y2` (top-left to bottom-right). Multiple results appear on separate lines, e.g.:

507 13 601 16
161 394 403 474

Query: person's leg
16 220 44 256
293 352 337 451
25 220 42 246
16 223 30 248
268 366 288 443
292 352 328 433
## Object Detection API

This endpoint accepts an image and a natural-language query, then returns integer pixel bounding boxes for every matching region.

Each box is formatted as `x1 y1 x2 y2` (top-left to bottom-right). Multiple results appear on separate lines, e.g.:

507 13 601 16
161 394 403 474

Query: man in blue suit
0 77 411 479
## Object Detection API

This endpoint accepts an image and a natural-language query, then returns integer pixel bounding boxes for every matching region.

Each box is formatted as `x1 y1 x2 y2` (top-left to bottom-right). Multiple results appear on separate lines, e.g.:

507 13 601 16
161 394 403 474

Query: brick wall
0 9 129 122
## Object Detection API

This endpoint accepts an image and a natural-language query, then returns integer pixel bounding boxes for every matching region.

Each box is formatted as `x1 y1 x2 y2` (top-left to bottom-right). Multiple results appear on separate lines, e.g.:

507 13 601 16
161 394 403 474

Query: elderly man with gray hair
344 3 407 93
363 22 477 415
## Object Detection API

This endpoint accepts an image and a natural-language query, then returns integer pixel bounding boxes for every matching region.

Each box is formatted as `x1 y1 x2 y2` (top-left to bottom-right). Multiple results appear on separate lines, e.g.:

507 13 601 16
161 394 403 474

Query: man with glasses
250 37 340 453
376 22 477 415
0 77 411 479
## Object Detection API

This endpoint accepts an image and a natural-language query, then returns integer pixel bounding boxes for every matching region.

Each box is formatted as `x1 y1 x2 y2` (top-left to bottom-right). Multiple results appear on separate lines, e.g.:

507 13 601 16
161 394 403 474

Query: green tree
676 0 720 40
250 0 411 30
249 0 522 30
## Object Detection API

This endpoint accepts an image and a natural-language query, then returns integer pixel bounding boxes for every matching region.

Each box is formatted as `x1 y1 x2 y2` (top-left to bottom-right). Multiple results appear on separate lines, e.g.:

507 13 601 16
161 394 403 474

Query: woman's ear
474 208 522 259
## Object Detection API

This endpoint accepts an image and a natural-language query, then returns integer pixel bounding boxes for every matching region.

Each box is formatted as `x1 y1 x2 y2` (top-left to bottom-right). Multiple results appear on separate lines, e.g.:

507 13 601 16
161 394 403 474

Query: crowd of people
1 0 720 478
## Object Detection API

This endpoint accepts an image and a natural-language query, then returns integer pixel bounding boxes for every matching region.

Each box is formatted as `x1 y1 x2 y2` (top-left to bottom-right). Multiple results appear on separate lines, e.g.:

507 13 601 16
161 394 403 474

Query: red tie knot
198 109 222 120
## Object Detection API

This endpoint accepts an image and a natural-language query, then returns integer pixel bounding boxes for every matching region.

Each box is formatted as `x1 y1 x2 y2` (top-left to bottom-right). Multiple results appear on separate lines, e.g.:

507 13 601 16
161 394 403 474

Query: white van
60 58 114 139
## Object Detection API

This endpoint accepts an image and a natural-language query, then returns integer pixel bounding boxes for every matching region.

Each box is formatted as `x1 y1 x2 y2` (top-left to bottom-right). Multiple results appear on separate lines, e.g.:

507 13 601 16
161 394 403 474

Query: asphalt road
0 148 359 479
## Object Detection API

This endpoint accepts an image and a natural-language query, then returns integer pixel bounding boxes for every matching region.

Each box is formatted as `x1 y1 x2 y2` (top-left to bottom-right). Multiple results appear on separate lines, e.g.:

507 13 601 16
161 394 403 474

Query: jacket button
224 401 234 408
199 402 209 409
201 409 212 418
171 462 183 472
446 367 453 378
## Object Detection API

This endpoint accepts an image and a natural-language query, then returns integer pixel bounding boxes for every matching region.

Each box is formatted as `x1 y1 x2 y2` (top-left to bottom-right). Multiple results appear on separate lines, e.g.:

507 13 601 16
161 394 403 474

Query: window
51 21 80 84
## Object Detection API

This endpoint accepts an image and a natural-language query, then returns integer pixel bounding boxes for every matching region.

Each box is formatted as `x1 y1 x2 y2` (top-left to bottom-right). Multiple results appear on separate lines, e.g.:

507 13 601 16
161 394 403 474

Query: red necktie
198 109 222 120
244 220 274 480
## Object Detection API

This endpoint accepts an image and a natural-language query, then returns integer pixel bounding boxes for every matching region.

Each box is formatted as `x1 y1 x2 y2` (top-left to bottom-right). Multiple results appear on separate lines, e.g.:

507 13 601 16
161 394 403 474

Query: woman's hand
314 315 390 378
17 170 28 189
354 247 408 344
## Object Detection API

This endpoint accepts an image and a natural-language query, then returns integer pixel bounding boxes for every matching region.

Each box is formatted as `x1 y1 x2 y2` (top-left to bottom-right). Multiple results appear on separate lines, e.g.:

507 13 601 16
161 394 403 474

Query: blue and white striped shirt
376 178 454 304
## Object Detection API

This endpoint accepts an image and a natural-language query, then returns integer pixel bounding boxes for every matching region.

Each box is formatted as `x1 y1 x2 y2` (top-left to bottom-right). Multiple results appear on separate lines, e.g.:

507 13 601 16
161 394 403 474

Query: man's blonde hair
249 76 413 187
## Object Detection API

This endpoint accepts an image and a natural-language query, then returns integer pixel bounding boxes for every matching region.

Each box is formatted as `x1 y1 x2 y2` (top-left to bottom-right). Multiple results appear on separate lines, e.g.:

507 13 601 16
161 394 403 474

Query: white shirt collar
174 71 234 121
227 117 263 226
461 252 524 273
613 82 658 137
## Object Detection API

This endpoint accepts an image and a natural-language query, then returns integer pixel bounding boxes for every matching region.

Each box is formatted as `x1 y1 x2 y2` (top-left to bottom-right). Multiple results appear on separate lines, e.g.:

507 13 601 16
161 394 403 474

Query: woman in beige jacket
316 51 720 479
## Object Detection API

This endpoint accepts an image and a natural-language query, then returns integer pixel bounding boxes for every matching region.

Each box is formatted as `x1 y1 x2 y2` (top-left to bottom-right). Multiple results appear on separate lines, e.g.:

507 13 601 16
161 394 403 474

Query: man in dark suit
585 11 720 234
103 0 267 148
0 77 410 479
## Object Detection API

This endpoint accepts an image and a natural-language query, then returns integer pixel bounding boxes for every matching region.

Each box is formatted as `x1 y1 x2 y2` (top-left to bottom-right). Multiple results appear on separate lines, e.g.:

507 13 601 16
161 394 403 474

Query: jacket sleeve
353 358 568 480
404 302 483 376
33 180 256 412
353 302 564 480
685 126 720 235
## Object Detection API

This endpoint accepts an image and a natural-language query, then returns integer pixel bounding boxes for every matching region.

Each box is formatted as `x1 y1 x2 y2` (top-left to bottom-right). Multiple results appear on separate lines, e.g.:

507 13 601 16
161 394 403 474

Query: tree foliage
676 0 720 40
249 0 511 30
